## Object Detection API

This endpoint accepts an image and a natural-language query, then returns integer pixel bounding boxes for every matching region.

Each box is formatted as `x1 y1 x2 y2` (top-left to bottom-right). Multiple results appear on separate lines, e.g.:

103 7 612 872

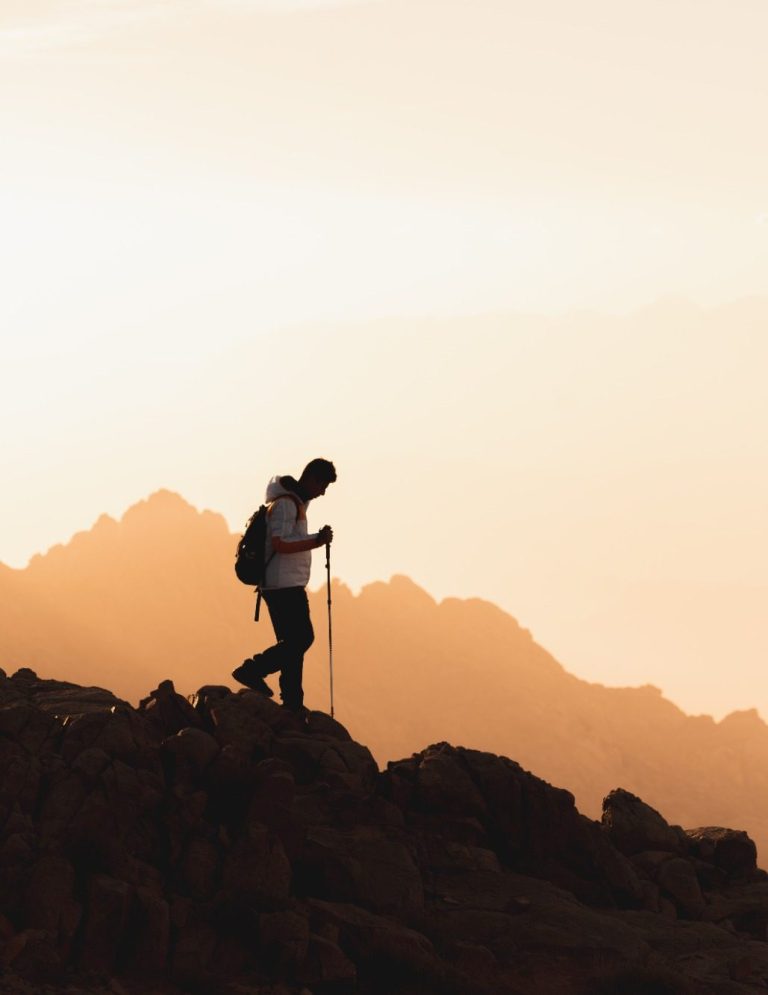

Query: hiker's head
299 458 337 499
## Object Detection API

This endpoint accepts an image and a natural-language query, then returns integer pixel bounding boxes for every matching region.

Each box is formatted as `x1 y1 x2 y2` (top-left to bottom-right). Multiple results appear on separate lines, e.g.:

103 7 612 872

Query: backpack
234 494 302 587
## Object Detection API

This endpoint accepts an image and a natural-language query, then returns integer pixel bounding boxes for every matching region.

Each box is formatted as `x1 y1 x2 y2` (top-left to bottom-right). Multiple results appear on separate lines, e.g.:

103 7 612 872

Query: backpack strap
258 494 304 611
267 493 303 517
252 494 305 621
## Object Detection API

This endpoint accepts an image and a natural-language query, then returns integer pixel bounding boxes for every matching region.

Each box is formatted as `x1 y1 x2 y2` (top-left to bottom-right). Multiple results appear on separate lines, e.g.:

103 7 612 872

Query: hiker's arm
271 535 323 554
269 499 330 553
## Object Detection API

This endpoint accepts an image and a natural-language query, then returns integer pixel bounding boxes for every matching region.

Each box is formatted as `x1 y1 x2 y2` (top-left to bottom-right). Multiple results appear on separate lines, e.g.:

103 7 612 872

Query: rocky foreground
2 671 768 994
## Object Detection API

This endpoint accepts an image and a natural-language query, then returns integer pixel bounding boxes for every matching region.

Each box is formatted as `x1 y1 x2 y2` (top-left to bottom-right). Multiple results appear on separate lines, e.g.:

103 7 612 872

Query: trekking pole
325 541 335 719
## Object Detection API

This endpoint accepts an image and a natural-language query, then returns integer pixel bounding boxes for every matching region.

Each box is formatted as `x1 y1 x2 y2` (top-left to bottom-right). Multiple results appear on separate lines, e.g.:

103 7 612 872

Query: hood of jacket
265 475 306 505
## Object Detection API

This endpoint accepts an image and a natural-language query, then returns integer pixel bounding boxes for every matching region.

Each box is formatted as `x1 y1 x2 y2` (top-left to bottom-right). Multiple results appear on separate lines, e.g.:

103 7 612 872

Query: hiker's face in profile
305 475 330 500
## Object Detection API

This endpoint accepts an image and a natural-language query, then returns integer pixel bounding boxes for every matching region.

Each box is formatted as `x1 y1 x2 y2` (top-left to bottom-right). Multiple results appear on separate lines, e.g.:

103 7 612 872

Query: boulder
218 824 292 911
297 826 424 915
415 743 489 819
0 703 56 754
22 854 80 948
307 899 449 992
1 928 62 983
704 881 768 940
258 908 310 973
188 683 232 721
657 857 706 919
209 693 274 756
79 875 133 973
180 834 220 899
247 758 296 835
602 789 683 856
132 887 170 974
305 711 353 741
138 679 201 736
299 932 357 987
170 919 219 988
631 849 677 880
163 726 220 781
3 670 768 995
686 827 758 881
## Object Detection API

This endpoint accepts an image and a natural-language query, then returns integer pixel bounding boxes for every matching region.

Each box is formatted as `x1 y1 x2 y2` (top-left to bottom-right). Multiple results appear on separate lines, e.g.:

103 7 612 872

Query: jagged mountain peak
4 492 768 875
24 490 232 575
121 488 200 521
359 573 438 609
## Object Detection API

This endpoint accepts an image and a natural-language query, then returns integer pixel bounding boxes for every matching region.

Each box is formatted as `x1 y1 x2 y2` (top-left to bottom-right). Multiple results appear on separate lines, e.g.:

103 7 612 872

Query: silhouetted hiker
232 458 336 714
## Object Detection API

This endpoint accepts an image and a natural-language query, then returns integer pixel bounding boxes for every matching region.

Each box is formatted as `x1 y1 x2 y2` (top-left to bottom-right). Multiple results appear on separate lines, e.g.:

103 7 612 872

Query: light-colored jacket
262 475 319 590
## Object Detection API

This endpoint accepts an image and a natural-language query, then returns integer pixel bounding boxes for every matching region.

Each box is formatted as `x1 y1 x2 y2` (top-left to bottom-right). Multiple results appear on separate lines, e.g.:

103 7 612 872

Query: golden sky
1 0 767 721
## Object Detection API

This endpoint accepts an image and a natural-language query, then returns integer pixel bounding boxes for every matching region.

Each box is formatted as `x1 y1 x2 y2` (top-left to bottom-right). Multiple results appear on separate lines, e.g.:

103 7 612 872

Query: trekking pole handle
325 542 331 602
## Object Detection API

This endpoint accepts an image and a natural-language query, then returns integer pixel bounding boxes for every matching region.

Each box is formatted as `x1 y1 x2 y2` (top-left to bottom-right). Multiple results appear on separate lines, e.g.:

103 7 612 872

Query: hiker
232 458 337 713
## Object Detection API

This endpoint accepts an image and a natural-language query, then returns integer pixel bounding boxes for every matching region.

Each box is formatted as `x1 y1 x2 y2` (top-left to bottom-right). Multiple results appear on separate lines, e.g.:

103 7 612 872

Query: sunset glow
2 0 767 724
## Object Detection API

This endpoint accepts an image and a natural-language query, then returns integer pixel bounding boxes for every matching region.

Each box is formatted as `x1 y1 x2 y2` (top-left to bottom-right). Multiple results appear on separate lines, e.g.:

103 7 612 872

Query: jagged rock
274 734 377 793
258 908 310 973
0 832 34 869
305 711 353 741
138 679 201 736
632 849 677 880
188 683 232 719
2 929 61 983
132 887 170 974
705 882 768 940
0 746 41 829
0 703 57 753
657 857 706 919
1 669 128 718
218 824 292 911
59 708 156 765
687 827 758 881
71 746 112 783
28 686 127 716
79 875 133 973
306 899 450 992
385 744 642 909
180 834 220 899
602 788 684 855
163 726 220 783
414 742 489 818
2 670 768 994
22 854 80 950
692 856 730 892
578 818 646 907
299 932 357 987
170 918 219 988
297 825 424 914
209 692 274 756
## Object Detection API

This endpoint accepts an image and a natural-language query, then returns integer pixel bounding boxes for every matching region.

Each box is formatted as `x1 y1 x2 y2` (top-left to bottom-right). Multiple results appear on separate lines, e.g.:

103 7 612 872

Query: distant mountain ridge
2 489 768 857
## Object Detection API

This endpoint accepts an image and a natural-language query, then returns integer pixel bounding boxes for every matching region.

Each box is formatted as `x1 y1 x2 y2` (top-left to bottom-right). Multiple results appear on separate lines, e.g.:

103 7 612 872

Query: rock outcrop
2 667 768 994
6 500 768 860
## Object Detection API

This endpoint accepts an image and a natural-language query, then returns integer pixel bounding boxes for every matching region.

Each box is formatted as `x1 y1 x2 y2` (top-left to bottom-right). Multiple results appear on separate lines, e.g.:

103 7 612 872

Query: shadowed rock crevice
2 667 768 994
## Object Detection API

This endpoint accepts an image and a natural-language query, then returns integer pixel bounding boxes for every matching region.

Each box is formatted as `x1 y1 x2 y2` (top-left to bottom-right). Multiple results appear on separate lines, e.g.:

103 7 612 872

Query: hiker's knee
300 625 314 653
286 624 313 654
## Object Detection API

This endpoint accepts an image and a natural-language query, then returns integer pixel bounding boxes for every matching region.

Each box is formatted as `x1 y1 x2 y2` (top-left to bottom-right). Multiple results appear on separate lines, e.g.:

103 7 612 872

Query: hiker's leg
277 588 314 710
250 588 296 677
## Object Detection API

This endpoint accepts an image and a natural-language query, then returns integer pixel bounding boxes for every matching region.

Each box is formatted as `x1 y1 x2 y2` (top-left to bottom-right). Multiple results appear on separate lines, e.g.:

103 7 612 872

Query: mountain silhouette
2 490 768 859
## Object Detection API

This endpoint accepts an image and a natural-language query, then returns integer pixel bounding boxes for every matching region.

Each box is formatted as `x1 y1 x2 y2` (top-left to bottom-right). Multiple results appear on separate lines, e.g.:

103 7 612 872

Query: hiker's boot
232 660 274 697
281 702 309 724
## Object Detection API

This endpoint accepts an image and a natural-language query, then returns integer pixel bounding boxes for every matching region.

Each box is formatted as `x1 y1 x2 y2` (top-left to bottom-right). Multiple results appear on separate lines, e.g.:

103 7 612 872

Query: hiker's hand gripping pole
325 541 334 719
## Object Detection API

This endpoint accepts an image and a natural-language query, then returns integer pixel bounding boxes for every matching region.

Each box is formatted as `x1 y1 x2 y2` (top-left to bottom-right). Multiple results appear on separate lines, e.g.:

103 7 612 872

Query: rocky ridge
6 494 768 858
2 668 768 994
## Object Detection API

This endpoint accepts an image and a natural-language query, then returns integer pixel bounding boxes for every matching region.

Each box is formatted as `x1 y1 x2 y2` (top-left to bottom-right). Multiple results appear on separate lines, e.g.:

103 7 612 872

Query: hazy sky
2 0 767 721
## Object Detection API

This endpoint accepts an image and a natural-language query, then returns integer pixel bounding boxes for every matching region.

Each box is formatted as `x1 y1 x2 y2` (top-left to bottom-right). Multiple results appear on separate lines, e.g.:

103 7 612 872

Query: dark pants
252 587 314 710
